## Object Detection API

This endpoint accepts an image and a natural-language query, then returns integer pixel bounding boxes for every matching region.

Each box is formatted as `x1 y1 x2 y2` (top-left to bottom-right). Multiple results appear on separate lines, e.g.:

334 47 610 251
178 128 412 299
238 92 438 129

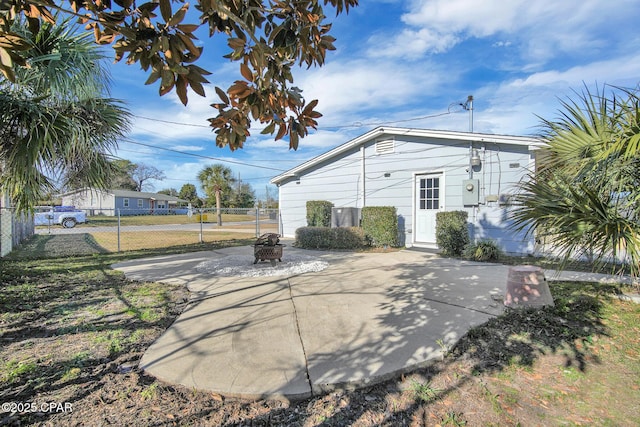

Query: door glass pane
419 176 442 210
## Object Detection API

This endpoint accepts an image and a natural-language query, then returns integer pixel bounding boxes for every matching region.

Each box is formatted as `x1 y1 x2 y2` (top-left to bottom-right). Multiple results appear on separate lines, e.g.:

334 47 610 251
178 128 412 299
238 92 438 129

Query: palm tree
197 164 235 226
0 18 130 211
511 85 640 278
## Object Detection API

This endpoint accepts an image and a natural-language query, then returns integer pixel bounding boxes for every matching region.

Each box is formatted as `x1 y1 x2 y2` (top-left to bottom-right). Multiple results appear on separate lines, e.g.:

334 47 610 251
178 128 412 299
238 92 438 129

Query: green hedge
295 226 366 249
464 239 502 261
306 200 333 227
361 206 398 247
435 211 469 256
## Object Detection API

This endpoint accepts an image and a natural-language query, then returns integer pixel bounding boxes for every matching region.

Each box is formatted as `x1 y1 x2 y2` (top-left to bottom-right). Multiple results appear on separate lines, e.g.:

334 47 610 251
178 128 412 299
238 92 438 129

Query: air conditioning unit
331 207 361 227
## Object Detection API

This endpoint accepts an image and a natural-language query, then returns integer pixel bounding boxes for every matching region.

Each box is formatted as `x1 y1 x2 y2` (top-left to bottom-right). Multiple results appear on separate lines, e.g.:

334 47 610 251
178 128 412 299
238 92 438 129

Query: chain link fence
1 207 34 257
32 207 280 253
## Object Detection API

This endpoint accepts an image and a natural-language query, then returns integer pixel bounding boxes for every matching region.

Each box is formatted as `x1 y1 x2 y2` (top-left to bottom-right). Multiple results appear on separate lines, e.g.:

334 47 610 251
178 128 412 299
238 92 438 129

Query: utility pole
463 95 475 180
265 185 270 208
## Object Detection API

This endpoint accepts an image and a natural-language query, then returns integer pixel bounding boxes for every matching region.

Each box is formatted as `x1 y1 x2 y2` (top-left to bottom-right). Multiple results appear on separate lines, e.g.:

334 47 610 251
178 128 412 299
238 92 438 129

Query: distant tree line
107 159 165 192
108 160 257 212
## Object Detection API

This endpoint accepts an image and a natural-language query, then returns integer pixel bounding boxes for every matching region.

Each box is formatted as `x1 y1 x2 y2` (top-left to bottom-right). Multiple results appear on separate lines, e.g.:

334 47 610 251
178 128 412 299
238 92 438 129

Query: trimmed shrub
464 239 502 261
295 226 366 249
361 206 399 247
435 211 469 256
306 200 333 227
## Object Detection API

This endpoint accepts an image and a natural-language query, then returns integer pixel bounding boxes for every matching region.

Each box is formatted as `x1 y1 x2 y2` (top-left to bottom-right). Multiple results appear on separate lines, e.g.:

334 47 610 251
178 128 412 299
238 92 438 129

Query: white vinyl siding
277 132 536 254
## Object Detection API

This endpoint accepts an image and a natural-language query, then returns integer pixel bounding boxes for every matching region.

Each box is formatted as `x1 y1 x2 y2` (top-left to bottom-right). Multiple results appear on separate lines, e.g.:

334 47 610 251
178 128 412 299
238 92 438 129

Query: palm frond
0 18 130 212
512 83 640 278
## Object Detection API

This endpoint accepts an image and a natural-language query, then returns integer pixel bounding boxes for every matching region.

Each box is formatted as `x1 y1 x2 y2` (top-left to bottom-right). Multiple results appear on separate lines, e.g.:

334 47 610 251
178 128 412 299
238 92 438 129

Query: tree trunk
215 190 222 226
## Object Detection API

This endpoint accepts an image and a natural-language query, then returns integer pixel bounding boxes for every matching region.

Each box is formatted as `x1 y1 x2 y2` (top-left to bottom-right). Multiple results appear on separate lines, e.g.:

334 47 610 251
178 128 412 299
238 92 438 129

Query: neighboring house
60 188 187 216
270 127 543 255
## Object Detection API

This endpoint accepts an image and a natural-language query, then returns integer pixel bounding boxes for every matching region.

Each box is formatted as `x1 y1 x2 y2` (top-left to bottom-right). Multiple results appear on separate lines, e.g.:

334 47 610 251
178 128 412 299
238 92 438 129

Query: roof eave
270 127 386 184
270 126 542 184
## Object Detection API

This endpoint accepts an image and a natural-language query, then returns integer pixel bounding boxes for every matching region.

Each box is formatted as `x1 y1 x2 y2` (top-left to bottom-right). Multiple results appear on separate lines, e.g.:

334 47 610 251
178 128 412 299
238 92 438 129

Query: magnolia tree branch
0 0 358 150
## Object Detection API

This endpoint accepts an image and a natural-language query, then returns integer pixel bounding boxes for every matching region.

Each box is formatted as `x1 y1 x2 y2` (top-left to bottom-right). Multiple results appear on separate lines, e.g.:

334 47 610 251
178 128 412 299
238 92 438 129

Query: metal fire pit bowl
253 233 285 266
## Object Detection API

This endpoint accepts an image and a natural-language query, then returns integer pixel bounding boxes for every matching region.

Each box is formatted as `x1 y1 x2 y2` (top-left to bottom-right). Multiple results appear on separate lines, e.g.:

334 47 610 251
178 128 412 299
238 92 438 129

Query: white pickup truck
34 206 87 228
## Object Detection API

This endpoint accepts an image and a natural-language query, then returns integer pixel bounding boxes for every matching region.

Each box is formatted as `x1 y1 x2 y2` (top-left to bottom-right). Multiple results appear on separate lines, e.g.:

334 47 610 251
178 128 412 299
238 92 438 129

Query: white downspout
360 144 366 207
278 184 283 236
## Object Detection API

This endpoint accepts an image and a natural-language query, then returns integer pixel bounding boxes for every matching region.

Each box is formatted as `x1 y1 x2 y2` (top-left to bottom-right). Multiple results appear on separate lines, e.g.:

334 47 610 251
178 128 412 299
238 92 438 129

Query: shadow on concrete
240 281 616 427
111 246 617 424
289 254 506 394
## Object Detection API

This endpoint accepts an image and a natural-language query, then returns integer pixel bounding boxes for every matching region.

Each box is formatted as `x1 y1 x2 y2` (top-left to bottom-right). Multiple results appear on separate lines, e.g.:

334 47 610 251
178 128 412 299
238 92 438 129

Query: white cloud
297 58 450 124
460 53 640 137
369 28 459 58
492 41 511 48
170 145 207 152
366 0 528 59
509 54 640 89
402 0 528 34
376 0 636 62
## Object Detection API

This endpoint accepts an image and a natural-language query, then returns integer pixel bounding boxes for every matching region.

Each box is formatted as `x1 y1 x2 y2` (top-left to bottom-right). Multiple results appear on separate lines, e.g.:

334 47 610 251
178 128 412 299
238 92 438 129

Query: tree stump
504 265 554 308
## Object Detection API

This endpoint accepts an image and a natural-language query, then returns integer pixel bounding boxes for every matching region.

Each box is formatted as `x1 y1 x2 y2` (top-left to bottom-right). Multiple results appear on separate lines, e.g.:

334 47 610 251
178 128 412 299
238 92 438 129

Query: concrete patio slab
111 246 514 400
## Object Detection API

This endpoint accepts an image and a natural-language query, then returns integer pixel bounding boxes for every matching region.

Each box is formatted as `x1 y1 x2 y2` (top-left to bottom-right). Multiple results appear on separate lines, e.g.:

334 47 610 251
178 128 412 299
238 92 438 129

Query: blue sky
107 0 640 199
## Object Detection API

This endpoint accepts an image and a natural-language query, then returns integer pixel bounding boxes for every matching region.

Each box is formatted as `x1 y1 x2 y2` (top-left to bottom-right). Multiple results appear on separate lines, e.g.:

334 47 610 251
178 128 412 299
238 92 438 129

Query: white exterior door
414 174 443 244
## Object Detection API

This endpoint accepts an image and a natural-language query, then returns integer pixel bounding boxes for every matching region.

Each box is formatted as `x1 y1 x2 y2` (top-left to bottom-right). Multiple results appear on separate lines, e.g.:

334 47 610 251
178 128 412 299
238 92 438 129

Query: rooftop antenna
461 95 473 133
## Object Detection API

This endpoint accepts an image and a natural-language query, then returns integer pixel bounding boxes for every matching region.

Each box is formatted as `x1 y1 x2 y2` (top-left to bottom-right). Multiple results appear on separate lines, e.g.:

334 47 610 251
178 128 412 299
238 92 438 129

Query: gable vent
375 139 395 154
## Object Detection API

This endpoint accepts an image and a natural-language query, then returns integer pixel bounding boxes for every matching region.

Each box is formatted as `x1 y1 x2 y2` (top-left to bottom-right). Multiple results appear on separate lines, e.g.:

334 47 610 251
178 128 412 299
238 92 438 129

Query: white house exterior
270 127 543 255
60 188 186 216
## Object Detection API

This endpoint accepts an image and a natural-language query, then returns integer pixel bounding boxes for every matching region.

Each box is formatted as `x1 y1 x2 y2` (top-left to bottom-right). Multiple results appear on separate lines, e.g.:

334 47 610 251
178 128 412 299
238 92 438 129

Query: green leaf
228 37 245 50
289 127 299 150
275 122 287 140
177 33 201 57
176 75 188 105
188 79 206 97
261 121 276 135
159 0 172 22
240 62 253 82
178 24 200 33
144 70 161 85
167 5 188 27
215 86 229 104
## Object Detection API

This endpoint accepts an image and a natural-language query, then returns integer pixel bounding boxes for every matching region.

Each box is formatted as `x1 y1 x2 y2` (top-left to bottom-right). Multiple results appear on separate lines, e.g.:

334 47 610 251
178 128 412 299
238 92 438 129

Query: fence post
117 209 121 253
255 205 260 237
199 209 203 243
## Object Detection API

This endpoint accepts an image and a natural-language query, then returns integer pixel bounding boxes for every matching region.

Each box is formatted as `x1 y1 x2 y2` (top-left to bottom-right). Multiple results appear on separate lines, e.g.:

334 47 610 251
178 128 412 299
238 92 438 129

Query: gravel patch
196 253 329 277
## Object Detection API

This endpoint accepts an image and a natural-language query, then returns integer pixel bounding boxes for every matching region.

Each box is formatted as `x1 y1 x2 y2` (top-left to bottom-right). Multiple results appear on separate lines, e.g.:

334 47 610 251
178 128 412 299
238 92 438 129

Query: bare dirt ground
1 235 639 426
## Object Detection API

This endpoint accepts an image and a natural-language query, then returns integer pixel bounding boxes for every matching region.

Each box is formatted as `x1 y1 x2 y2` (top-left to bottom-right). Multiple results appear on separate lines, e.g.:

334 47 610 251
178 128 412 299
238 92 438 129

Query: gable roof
270 126 543 185
59 188 186 203
109 189 186 202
